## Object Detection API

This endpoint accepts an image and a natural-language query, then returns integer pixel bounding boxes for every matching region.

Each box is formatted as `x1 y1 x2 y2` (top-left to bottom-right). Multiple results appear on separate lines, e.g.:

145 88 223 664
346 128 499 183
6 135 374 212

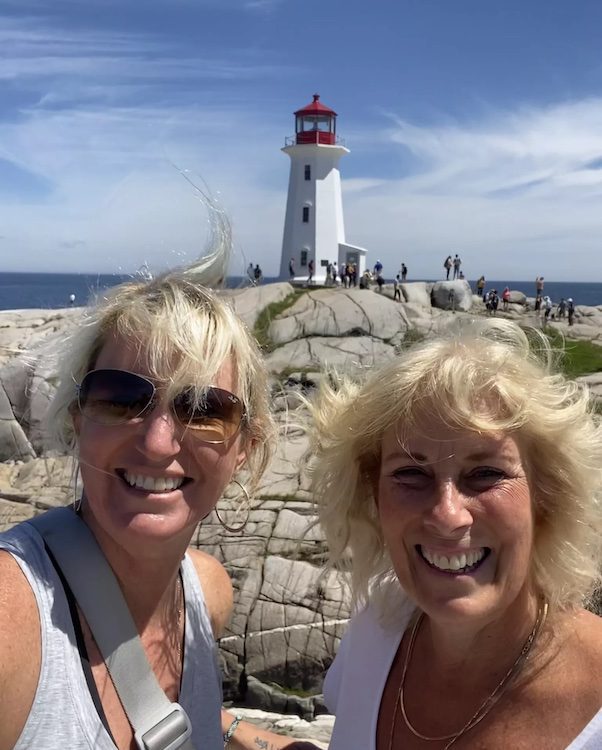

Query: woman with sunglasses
0 271 319 749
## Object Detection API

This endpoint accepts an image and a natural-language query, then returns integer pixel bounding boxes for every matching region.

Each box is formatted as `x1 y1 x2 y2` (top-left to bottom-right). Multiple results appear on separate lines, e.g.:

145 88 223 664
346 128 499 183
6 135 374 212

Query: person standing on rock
393 275 402 302
453 253 462 279
536 276 545 296
567 297 576 326
0 257 318 750
543 294 553 322
444 255 452 280
307 258 314 285
289 257 295 280
332 260 339 286
476 275 486 297
401 263 408 282
309 318 602 750
502 286 511 311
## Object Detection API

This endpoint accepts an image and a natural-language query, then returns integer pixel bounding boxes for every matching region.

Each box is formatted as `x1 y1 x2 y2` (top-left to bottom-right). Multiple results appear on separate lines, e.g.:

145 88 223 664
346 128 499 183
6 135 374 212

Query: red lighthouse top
293 94 337 145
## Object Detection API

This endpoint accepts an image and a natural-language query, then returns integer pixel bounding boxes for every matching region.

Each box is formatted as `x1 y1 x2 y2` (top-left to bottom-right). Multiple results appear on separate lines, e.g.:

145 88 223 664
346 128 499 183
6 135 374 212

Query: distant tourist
393 274 401 301
443 255 453 280
557 298 567 319
476 275 485 297
400 263 408 282
346 261 354 288
376 272 385 293
350 262 358 288
502 286 511 311
373 259 383 277
458 270 465 280
536 276 545 295
567 297 576 326
332 261 339 286
543 295 553 321
247 262 255 285
453 254 462 280
307 258 314 284
253 264 263 284
535 293 542 312
289 257 295 280
486 289 499 315
68 293 76 306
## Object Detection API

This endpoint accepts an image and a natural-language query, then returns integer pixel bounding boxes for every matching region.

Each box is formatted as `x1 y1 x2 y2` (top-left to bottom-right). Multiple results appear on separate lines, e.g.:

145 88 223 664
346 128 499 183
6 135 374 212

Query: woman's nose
424 480 473 535
136 402 182 458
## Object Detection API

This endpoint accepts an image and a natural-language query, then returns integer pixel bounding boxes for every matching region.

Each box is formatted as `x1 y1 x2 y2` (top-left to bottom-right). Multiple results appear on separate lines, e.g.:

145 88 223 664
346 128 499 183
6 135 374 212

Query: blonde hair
46 271 275 491
309 318 602 616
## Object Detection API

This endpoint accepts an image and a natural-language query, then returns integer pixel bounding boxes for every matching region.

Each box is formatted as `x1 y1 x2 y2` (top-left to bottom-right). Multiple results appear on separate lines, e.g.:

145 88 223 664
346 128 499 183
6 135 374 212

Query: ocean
0 272 601 311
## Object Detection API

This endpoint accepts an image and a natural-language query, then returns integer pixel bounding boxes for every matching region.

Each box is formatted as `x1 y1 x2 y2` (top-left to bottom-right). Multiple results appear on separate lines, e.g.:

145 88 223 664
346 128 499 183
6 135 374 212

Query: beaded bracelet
223 714 242 747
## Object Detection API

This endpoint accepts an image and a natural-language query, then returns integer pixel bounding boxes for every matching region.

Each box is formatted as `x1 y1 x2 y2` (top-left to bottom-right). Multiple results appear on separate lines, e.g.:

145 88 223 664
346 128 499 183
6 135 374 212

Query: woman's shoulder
0 550 42 750
186 548 233 638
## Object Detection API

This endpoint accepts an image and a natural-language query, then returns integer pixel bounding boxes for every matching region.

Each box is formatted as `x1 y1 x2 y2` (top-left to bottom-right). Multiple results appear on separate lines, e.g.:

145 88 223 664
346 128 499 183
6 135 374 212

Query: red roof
294 94 337 117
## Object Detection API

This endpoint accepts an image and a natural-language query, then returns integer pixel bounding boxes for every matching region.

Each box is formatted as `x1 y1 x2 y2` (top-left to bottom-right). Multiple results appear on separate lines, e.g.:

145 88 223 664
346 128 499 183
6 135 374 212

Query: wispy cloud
340 99 602 280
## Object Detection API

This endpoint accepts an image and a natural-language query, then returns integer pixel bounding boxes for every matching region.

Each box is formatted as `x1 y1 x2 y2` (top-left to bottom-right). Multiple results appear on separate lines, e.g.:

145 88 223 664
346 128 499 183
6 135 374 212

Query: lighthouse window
300 250 308 267
302 206 310 223
304 165 311 181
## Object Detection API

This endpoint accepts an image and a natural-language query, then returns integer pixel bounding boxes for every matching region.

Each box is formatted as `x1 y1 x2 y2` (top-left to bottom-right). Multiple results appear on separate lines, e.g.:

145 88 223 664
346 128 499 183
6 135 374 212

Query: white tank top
0 521 223 749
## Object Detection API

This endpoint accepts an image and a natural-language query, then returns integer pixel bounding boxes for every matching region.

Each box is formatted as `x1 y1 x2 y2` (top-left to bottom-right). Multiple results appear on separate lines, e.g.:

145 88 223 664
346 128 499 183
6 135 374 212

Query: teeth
421 547 486 572
123 472 184 492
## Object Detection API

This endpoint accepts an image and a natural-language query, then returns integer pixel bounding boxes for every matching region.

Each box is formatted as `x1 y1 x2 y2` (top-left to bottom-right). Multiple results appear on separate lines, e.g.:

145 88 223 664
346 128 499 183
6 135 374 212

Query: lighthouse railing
285 134 346 147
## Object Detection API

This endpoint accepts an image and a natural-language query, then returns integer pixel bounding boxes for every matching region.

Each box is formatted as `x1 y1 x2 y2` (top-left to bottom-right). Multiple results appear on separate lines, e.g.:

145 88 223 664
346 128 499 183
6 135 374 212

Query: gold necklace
389 602 548 750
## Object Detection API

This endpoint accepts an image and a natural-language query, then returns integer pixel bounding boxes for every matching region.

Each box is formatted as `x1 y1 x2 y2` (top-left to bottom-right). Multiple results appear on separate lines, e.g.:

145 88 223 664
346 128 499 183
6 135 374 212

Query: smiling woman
309 318 602 750
0 262 317 750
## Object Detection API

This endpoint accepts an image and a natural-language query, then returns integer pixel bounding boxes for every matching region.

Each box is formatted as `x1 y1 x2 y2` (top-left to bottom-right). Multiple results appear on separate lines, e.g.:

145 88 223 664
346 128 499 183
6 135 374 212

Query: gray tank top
0 521 223 749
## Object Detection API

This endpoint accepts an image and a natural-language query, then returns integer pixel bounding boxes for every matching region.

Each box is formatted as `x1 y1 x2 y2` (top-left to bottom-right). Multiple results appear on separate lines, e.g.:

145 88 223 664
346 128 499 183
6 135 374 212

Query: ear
234 436 252 472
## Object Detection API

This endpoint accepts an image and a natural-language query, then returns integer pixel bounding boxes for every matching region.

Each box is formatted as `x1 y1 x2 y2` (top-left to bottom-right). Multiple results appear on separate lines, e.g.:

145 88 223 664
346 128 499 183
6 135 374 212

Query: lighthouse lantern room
279 94 367 284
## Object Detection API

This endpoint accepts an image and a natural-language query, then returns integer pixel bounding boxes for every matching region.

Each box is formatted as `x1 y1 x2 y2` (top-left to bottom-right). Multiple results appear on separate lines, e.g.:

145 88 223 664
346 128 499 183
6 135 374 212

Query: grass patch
253 290 308 353
544 329 602 378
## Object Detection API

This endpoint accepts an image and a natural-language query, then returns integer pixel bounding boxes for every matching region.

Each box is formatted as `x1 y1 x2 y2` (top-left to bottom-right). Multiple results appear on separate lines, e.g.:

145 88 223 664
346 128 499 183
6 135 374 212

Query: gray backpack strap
29 507 195 750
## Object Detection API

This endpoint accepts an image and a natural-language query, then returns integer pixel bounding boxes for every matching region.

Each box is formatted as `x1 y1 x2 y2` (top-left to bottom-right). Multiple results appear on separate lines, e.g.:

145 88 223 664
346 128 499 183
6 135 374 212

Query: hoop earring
71 458 83 514
215 480 250 533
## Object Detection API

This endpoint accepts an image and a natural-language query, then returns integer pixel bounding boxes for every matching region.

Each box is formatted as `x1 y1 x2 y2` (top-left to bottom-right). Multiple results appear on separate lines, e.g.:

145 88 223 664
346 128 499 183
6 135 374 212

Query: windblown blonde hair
309 318 602 616
46 271 275 491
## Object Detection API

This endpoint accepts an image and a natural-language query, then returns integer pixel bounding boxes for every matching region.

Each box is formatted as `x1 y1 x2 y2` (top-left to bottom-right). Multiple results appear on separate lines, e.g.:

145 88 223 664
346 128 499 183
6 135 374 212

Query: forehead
93 332 237 392
380 415 522 465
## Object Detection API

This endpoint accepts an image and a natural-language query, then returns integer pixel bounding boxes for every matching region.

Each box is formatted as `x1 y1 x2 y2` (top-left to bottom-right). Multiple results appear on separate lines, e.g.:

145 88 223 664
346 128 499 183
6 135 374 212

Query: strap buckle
134 704 193 750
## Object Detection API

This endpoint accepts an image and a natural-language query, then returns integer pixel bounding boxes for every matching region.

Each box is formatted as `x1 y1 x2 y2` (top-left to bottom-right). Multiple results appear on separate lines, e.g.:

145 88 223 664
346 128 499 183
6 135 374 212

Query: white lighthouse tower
279 94 367 284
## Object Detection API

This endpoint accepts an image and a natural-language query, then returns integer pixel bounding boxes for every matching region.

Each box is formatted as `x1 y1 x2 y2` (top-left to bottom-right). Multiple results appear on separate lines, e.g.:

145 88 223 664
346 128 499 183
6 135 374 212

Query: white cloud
339 99 602 281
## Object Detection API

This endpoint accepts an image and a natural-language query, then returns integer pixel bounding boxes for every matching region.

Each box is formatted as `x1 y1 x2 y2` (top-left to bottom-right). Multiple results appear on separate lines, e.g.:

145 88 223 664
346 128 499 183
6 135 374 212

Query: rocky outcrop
1 282 601 728
431 280 473 311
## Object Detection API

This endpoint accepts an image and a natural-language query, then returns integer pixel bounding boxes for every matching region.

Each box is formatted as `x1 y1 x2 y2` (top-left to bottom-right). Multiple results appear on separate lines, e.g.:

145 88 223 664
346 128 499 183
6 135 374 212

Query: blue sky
2 0 602 280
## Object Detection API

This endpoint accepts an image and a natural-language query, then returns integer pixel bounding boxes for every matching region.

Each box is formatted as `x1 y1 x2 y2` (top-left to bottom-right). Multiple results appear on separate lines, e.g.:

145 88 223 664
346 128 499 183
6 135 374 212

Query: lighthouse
279 94 367 284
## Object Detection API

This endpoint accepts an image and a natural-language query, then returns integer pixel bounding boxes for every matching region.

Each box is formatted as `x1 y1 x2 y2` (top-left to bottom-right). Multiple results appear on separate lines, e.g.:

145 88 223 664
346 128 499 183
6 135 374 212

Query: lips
118 470 189 493
417 544 490 574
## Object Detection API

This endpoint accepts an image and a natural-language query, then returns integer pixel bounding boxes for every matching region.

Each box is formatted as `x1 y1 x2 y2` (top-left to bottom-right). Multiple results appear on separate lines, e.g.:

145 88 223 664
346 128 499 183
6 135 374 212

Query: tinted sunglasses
76 368 245 444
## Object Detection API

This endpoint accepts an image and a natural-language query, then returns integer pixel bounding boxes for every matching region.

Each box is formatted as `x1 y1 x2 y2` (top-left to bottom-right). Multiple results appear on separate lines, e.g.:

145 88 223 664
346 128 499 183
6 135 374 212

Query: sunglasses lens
78 370 154 425
174 387 244 442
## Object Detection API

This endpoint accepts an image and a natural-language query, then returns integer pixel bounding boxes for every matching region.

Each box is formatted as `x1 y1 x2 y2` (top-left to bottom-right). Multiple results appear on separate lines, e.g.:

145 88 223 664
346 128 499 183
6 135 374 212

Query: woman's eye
468 467 506 482
391 467 429 482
